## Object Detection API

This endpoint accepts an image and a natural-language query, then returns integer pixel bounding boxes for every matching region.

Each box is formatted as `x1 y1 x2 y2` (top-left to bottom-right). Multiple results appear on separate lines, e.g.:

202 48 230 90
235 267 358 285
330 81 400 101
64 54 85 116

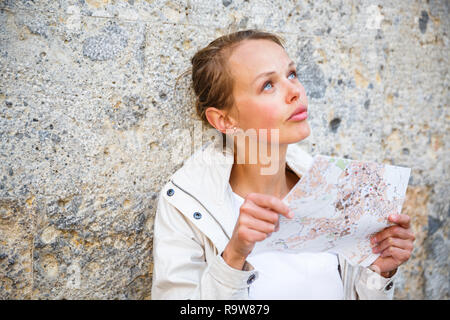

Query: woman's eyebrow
252 61 296 84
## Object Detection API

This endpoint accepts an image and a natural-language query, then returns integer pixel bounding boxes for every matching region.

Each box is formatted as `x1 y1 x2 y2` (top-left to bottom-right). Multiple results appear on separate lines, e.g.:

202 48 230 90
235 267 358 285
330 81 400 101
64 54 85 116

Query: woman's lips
287 105 308 121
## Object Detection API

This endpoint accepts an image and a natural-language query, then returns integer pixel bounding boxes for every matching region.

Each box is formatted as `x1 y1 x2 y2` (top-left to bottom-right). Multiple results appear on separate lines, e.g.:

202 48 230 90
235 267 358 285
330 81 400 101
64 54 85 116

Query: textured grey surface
0 0 448 299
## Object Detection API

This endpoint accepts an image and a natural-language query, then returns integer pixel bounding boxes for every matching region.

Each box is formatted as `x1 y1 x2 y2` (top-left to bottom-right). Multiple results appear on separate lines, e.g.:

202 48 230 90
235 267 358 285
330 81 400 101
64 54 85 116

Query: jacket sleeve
151 192 256 300
339 254 396 300
354 267 397 300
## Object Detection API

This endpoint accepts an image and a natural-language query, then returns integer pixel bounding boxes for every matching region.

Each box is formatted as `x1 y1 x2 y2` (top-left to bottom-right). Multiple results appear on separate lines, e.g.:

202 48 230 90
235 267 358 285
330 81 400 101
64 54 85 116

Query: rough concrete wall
0 0 448 299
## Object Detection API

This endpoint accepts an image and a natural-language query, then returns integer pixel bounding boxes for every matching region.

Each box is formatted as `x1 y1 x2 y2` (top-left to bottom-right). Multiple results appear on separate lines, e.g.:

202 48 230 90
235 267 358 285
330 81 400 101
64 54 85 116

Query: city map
253 155 411 267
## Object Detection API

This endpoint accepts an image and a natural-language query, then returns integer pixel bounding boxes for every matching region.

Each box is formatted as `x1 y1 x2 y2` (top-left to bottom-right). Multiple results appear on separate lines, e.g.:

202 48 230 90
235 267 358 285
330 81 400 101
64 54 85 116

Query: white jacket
151 141 397 300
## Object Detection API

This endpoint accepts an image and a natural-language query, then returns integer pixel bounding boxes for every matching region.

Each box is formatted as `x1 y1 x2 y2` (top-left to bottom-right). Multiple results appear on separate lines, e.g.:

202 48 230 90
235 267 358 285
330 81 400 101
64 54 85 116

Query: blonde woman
151 30 415 300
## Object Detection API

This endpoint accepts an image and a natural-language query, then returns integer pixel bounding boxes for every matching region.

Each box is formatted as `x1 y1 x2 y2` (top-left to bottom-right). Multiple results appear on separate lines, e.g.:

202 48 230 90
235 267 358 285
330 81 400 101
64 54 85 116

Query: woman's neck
229 143 299 199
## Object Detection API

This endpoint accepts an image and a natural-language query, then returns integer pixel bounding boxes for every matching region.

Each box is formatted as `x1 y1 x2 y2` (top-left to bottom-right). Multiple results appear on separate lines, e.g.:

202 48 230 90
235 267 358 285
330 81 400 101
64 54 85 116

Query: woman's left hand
370 214 415 278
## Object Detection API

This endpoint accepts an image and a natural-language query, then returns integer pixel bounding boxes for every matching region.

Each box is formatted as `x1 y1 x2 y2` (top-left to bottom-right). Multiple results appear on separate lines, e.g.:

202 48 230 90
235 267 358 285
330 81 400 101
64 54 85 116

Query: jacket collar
171 141 314 239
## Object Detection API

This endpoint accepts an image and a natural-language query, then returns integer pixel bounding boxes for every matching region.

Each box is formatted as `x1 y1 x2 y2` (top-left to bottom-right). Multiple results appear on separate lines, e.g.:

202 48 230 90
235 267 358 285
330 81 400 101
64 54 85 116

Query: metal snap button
167 189 174 196
193 212 202 220
247 273 256 285
385 281 394 291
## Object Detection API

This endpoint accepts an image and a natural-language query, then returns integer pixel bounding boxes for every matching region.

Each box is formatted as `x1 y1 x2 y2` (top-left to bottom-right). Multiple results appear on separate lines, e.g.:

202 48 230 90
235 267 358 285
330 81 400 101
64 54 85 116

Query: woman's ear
204 107 236 133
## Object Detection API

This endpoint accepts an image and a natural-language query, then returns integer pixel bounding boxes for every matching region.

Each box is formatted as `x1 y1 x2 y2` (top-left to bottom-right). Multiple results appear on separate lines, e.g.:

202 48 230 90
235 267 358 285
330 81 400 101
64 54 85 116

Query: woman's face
227 39 310 145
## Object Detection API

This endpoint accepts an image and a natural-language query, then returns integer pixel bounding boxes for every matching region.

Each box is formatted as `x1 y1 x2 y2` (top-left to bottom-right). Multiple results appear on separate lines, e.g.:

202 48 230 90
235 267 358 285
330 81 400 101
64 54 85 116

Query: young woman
151 30 415 300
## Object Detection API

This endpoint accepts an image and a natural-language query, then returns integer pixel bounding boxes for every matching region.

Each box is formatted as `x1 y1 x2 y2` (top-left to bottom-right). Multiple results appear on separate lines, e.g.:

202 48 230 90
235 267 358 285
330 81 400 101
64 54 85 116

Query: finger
388 214 411 228
247 193 292 218
372 237 414 254
379 246 411 262
371 225 415 244
274 219 280 232
239 227 268 243
239 214 276 234
241 201 279 224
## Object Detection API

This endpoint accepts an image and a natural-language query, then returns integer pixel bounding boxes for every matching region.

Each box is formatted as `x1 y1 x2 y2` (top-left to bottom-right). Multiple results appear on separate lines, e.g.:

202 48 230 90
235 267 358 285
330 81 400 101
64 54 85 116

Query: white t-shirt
231 190 344 300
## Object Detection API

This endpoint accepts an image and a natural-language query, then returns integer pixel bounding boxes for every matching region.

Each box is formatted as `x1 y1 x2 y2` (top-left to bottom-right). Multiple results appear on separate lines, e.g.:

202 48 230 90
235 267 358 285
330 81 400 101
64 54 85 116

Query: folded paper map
253 155 411 267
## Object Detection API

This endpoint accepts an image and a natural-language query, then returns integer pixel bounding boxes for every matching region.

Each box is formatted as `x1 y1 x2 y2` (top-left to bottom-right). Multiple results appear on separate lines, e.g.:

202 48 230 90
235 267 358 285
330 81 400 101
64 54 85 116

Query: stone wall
0 0 448 299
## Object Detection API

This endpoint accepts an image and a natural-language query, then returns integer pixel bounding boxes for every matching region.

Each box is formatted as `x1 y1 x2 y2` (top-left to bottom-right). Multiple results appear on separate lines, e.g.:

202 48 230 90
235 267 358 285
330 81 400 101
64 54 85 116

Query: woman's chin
256 121 311 145
284 121 311 144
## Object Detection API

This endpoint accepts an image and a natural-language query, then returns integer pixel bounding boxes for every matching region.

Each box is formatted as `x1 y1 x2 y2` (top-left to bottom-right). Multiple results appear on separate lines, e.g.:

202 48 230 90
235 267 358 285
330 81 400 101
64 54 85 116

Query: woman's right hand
222 192 293 270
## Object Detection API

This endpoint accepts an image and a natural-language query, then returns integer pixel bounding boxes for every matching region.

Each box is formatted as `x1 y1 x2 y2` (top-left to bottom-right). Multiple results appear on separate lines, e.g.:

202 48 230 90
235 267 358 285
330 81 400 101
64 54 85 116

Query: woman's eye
263 81 273 91
262 71 296 91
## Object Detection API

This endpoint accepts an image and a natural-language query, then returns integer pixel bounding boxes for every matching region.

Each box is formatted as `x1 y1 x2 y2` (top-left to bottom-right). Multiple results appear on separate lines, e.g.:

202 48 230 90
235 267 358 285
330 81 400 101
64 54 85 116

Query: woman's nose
285 81 301 104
